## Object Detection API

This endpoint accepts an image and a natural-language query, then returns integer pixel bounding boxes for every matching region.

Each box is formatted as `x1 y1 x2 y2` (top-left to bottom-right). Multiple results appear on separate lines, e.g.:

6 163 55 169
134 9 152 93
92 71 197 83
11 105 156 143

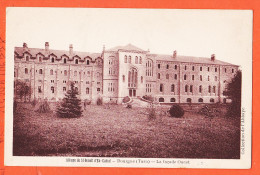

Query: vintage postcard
4 7 252 168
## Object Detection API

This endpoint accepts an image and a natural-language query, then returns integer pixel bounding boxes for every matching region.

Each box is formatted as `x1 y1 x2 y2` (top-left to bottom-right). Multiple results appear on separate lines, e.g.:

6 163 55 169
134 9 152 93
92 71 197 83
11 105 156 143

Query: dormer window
51 57 55 63
39 56 42 62
86 60 90 65
75 59 78 64
26 56 29 61
64 58 67 64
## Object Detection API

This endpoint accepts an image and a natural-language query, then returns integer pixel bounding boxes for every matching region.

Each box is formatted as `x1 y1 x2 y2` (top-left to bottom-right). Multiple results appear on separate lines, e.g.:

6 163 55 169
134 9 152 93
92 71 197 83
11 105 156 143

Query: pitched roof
14 47 101 60
107 44 145 52
148 54 236 66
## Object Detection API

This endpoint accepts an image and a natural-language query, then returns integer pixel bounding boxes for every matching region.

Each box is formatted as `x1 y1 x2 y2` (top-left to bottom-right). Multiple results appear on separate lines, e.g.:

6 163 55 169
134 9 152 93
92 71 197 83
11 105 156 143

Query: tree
56 83 82 118
224 70 242 118
15 80 32 102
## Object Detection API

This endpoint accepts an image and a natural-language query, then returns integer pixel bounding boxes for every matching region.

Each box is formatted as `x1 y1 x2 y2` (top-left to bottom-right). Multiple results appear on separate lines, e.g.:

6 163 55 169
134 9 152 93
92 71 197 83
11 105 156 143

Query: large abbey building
14 42 238 104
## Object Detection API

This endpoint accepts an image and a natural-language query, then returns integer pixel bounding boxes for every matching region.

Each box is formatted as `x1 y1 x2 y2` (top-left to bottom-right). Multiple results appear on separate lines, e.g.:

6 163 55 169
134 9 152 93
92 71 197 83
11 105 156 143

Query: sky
6 8 252 66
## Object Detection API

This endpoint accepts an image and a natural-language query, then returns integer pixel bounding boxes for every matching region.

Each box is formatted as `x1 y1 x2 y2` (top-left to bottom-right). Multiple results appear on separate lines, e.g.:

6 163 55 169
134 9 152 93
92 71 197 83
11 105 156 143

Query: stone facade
14 42 238 104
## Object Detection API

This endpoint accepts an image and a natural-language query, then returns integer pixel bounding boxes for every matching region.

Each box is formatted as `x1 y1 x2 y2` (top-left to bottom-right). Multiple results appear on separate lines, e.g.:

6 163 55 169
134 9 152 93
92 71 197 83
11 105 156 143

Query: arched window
175 65 177 70
192 75 195 80
174 74 177 80
187 98 192 103
74 71 77 76
185 85 188 92
64 58 66 64
208 76 210 81
215 68 218 72
232 69 234 73
170 98 176 102
25 68 28 74
141 76 143 83
50 69 53 75
124 55 127 63
225 68 227 73
26 56 29 61
135 56 138 64
199 85 202 93
51 57 54 63
210 98 215 103
157 73 160 79
75 87 78 92
86 60 90 65
171 84 175 92
39 69 43 74
75 59 78 64
166 74 169 79
122 75 125 82
208 85 211 93
139 57 142 64
185 65 187 70
39 56 42 62
64 70 67 76
192 66 195 71
200 67 202 71
200 75 202 81
208 67 210 71
166 64 169 69
198 98 203 103
159 97 164 102
215 76 217 81
128 56 131 63
184 74 187 80
86 88 89 94
160 84 164 92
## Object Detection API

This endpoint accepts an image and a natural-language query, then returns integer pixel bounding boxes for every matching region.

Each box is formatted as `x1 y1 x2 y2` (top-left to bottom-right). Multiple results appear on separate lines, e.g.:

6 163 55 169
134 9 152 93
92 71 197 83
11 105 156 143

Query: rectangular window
158 64 160 69
97 88 100 92
63 87 66 92
190 85 193 93
192 66 195 71
200 67 202 71
192 75 194 80
38 86 42 93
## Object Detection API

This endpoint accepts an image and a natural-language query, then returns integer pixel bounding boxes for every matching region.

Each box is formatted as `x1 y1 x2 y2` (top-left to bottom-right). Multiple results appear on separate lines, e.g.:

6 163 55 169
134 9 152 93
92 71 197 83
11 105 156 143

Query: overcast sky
6 8 252 66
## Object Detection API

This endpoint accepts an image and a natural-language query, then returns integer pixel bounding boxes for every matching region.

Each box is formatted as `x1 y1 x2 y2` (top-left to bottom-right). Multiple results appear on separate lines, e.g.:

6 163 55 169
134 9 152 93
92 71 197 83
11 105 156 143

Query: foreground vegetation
13 103 240 158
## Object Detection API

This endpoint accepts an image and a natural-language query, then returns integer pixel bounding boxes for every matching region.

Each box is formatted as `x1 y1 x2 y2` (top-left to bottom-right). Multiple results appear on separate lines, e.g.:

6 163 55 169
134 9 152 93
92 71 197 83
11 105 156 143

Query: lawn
13 102 240 159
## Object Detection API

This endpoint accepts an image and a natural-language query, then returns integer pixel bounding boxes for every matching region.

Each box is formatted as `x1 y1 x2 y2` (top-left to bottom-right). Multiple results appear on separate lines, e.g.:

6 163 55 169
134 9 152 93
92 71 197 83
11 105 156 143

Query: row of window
157 73 218 81
38 86 100 94
24 68 100 77
124 55 142 64
158 84 217 93
158 97 216 103
157 63 234 73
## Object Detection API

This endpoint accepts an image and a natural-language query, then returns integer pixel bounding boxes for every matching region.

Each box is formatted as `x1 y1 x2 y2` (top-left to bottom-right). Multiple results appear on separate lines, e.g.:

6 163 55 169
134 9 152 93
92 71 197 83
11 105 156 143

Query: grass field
13 102 240 158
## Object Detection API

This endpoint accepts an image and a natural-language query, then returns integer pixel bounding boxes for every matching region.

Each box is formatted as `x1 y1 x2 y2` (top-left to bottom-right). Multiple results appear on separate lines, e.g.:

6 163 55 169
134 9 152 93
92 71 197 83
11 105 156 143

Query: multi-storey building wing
14 42 239 104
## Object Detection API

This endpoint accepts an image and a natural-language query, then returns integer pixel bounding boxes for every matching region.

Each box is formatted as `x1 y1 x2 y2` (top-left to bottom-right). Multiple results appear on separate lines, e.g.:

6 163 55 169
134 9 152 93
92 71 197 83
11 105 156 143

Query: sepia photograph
4 7 252 168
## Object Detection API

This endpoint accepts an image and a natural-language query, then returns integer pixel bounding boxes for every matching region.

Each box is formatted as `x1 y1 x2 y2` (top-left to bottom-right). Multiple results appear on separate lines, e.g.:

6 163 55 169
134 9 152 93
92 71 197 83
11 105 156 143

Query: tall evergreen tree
225 70 242 118
56 83 82 118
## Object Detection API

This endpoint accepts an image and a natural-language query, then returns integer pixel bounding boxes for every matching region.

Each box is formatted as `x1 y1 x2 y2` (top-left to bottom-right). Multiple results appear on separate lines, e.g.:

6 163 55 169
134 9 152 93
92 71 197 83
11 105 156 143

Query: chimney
173 50 177 58
69 44 73 55
45 42 49 51
211 54 215 61
23 42 28 51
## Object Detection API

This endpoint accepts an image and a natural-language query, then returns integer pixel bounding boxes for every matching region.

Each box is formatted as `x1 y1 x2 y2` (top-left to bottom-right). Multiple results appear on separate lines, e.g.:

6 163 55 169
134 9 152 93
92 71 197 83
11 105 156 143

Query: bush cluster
97 97 103 105
169 104 184 118
199 105 221 118
37 100 51 113
142 95 154 102
122 96 130 103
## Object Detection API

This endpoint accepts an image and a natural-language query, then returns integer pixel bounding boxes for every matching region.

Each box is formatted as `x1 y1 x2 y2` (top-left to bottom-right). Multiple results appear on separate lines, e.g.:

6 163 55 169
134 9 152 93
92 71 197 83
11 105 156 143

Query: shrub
147 103 156 120
123 96 130 103
142 95 154 102
199 104 221 118
31 99 37 107
36 100 51 113
126 104 132 109
169 104 184 118
97 97 103 105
